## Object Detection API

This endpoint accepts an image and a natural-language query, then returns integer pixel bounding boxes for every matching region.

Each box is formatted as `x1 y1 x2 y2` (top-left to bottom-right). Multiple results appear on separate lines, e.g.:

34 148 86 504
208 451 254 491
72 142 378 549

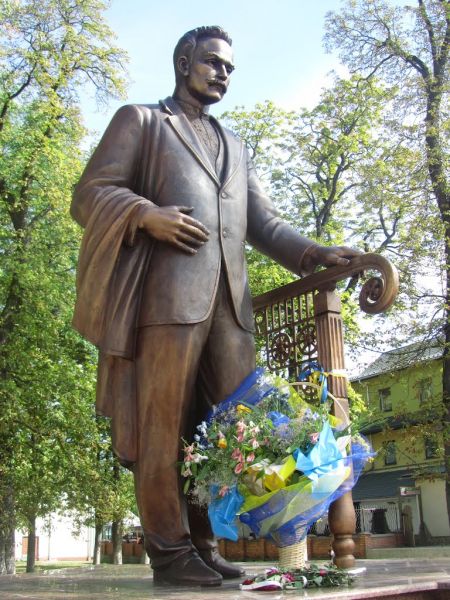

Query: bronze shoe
153 550 223 586
198 547 245 579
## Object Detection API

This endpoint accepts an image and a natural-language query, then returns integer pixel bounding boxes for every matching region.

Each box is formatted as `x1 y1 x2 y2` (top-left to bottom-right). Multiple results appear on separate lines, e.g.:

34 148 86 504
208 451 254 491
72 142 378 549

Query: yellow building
351 340 450 543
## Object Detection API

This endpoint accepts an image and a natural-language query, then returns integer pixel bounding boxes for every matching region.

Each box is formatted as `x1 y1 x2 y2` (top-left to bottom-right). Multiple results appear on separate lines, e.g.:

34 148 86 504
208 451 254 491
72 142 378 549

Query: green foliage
325 0 449 513
325 0 449 325
222 80 393 341
0 0 129 571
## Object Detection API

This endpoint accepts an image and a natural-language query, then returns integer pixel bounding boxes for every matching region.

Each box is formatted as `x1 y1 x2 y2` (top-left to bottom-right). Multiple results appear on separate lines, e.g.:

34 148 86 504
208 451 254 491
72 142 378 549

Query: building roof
352 465 446 501
352 339 443 382
352 469 416 501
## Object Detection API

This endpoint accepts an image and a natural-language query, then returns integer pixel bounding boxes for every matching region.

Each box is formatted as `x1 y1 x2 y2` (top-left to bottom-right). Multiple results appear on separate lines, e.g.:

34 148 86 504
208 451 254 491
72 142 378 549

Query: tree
274 77 388 242
0 0 127 573
221 102 298 296
325 0 449 517
221 82 397 349
66 416 136 566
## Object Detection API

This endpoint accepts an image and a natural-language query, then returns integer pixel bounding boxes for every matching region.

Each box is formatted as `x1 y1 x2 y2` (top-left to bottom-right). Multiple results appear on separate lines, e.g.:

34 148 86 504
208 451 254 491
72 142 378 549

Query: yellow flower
217 437 227 449
237 404 252 414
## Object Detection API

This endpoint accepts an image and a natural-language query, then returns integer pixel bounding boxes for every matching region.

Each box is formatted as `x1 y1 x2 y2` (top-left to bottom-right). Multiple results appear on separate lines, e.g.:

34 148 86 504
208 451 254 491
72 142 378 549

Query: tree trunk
0 482 15 575
26 516 36 573
111 520 123 565
92 520 103 565
444 233 450 527
4 520 15 575
0 534 5 576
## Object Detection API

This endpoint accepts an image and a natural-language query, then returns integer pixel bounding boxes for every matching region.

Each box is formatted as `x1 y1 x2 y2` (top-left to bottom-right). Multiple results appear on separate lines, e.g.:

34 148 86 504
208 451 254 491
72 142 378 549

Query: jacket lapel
160 97 221 186
211 116 244 188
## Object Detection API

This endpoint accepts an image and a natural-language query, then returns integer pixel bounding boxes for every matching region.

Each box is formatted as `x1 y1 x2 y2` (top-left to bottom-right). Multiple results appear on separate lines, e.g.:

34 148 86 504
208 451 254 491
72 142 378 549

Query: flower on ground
218 437 227 449
246 452 255 463
234 462 244 474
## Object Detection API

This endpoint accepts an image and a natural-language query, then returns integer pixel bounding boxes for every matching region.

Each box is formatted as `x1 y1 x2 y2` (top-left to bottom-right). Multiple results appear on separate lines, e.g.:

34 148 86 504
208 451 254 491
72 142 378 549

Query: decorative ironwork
252 253 399 382
269 332 293 367
253 289 318 380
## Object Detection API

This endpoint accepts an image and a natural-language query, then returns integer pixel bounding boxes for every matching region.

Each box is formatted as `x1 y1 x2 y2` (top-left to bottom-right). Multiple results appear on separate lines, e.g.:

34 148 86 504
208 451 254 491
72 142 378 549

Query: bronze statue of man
71 26 358 586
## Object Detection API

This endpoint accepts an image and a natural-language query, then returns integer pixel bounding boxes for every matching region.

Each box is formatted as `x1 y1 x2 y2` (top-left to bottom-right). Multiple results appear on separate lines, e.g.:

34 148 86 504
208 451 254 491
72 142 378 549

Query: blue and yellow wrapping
202 367 373 547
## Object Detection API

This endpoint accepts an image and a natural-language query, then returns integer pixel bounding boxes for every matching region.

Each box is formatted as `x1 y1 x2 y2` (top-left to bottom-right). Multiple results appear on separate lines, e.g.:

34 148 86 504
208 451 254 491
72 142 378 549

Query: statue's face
183 37 234 105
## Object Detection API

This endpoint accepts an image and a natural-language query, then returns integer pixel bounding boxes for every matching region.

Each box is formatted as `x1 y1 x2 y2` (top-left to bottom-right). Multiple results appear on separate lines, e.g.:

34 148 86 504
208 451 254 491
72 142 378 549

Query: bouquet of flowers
181 365 373 549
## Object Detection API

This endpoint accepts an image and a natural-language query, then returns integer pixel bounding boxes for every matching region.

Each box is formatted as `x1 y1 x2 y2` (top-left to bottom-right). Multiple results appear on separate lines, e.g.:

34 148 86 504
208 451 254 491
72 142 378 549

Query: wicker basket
278 539 307 569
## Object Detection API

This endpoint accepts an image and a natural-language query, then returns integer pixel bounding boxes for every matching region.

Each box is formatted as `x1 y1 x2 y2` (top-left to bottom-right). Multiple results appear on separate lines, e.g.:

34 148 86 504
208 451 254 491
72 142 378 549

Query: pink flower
236 420 247 433
250 438 260 449
234 462 244 474
237 432 245 443
231 448 243 461
246 452 255 463
219 485 230 497
309 432 320 444
184 443 195 461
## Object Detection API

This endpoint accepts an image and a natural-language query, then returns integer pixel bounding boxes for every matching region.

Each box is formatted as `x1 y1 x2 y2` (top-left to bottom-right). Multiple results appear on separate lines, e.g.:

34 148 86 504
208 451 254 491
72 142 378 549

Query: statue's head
173 26 234 106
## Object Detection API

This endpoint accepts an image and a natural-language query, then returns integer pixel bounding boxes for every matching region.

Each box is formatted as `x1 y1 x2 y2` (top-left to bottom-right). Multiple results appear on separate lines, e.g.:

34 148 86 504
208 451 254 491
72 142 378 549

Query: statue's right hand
137 205 209 254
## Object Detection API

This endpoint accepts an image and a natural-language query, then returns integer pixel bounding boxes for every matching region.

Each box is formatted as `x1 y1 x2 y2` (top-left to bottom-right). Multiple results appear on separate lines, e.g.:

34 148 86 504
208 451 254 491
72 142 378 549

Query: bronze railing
252 253 399 568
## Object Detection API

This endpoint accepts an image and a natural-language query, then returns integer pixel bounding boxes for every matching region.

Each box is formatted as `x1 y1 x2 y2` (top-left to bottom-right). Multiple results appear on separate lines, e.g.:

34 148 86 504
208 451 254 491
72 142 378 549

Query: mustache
207 80 227 92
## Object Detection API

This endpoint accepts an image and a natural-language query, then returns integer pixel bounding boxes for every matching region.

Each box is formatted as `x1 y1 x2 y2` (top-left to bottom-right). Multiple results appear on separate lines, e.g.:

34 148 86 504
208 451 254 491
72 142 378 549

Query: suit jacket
71 97 314 464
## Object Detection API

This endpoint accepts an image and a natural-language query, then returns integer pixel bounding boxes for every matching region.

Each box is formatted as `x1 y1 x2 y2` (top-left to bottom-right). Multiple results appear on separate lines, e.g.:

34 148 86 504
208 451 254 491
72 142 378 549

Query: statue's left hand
304 245 362 272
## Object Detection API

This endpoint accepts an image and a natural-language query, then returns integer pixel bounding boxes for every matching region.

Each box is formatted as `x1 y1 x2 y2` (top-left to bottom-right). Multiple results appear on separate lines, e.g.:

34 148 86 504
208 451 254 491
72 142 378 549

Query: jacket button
223 228 229 238
221 191 228 199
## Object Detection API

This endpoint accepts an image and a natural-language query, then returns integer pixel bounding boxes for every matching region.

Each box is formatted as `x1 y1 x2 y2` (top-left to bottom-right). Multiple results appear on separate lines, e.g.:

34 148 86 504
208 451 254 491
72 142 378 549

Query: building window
379 387 392 412
425 436 438 459
417 378 432 404
384 441 397 465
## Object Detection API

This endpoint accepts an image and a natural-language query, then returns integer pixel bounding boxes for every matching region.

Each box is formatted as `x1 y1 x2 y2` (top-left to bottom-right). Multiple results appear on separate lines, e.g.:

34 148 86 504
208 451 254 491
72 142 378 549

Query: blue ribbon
298 362 328 403
205 368 275 424
208 485 244 541
268 411 290 427
294 421 343 482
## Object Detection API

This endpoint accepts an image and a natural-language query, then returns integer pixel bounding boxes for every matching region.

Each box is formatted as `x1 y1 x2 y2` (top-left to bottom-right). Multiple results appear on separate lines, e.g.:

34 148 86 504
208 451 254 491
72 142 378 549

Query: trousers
133 275 255 567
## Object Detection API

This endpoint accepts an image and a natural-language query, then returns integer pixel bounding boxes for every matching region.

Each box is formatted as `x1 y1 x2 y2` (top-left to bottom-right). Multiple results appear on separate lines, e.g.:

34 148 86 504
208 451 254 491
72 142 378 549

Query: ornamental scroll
252 253 399 381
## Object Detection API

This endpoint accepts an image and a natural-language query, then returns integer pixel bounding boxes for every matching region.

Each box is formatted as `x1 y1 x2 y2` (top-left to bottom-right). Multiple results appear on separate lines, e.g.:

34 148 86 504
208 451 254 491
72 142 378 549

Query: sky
80 0 349 136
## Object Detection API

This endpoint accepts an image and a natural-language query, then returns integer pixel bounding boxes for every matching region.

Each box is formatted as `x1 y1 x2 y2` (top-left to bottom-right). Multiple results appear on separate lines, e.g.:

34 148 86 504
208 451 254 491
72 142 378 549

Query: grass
15 560 92 574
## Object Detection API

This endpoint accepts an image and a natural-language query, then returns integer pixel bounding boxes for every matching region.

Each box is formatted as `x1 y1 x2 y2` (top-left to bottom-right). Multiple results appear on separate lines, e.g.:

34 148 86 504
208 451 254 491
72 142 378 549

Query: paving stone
0 559 449 599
